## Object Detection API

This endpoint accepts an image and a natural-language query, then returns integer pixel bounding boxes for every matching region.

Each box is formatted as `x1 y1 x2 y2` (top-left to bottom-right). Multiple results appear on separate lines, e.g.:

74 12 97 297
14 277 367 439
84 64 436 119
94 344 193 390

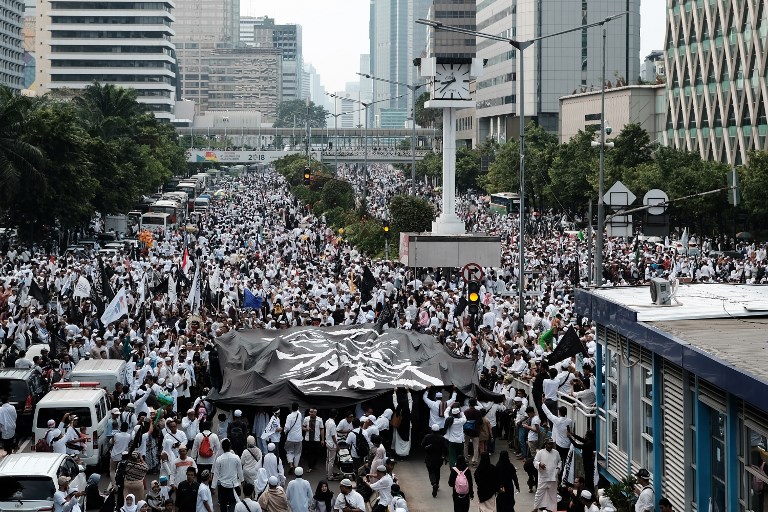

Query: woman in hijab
135 500 149 512
145 480 163 512
495 451 521 511
241 435 263 484
311 480 333 512
123 451 148 500
254 467 270 499
84 474 104 510
473 452 498 512
120 494 137 512
448 455 474 512
392 387 412 458
370 434 386 472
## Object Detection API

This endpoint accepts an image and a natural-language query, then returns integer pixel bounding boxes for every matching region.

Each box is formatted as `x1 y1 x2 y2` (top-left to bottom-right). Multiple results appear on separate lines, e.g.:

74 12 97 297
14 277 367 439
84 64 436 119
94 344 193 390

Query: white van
0 453 87 512
71 359 127 392
32 384 111 470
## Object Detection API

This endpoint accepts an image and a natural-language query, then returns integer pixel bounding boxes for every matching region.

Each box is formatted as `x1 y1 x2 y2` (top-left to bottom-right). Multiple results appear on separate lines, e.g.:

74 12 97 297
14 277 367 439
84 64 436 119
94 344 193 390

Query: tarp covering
208 325 495 408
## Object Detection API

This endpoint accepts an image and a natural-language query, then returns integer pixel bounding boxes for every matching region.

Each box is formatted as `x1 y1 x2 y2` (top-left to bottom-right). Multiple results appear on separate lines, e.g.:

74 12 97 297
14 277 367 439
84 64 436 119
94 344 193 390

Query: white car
0 453 87 512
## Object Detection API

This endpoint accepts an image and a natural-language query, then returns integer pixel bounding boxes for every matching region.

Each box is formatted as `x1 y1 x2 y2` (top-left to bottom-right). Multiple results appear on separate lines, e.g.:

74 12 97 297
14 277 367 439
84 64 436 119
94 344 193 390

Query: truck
104 214 128 236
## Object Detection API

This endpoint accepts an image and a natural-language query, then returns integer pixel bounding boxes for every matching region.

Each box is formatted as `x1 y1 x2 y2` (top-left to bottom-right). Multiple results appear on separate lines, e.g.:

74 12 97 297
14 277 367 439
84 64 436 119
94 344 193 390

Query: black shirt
176 480 199 510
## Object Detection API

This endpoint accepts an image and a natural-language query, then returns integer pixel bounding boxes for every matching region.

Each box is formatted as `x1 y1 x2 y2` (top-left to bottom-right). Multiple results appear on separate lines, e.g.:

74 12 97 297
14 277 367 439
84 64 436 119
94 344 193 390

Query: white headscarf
121 494 137 512
255 467 269 495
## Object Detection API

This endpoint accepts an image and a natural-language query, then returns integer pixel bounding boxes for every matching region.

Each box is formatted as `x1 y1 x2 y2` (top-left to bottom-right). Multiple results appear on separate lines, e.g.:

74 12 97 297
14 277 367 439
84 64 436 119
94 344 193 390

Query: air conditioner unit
650 277 672 305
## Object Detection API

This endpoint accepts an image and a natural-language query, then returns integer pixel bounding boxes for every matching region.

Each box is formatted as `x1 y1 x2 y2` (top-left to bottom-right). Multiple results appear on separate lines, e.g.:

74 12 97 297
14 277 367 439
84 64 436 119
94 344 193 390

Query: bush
389 195 435 233
321 179 355 211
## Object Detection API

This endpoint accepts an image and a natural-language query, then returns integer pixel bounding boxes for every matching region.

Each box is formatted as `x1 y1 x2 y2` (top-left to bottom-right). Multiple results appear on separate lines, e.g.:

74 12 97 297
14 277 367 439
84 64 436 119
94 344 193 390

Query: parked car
0 453 87 512
0 368 48 435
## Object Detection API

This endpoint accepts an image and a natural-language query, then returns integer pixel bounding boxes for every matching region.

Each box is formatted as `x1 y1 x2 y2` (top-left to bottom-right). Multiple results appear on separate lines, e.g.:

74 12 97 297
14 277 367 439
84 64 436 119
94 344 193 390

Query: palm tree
0 87 45 203
74 82 146 138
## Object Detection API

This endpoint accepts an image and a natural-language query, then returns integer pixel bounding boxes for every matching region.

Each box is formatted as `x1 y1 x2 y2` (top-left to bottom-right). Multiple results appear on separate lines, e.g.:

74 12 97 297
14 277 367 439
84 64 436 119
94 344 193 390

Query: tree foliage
415 92 442 128
740 150 768 223
0 84 186 240
389 195 435 233
321 179 355 211
273 100 329 129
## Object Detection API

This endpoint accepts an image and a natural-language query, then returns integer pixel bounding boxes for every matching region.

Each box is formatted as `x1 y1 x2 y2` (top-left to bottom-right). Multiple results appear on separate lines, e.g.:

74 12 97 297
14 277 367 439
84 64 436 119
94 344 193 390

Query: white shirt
213 451 243 488
368 473 393 505
284 411 303 442
333 490 366 512
542 404 572 449
324 418 338 449
533 447 561 482
302 415 323 442
635 485 655 512
0 403 17 439
196 482 213 512
191 431 219 465
234 498 261 512
443 416 467 444
527 416 541 443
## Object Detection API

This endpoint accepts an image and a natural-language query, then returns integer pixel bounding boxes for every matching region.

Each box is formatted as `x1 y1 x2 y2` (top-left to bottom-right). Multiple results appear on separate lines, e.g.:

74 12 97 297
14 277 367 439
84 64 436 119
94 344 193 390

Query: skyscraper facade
173 0 239 112
475 0 639 139
35 0 177 119
663 0 767 166
205 47 281 115
0 0 24 90
368 0 431 128
240 16 303 102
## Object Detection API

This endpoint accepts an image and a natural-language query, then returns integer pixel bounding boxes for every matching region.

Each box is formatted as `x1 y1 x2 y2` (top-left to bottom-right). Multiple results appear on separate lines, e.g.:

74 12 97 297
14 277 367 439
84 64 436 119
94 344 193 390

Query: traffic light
383 220 390 239
303 167 311 186
467 280 480 315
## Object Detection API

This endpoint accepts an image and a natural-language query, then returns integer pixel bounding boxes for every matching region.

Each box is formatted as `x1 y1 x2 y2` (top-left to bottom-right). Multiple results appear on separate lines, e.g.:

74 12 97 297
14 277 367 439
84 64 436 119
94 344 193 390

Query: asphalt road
5 435 538 512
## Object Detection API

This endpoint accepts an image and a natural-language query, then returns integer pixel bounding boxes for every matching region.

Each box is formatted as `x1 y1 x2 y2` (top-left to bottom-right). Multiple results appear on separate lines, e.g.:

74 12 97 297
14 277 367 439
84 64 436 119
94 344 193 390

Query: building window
606 347 619 447
711 410 727 511
640 366 654 471
742 422 768 511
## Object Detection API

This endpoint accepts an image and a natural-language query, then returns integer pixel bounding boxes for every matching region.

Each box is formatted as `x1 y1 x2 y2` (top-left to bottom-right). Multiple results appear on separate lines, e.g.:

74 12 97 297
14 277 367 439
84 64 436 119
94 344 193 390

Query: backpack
353 429 369 458
199 432 214 458
463 419 479 437
453 467 469 495
34 430 53 452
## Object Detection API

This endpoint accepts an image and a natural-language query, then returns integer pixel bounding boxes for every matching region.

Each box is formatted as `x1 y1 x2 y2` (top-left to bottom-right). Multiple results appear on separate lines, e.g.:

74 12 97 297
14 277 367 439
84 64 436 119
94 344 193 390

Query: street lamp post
417 11 627 324
330 93 405 207
324 92 345 174
356 73 427 196
222 115 229 151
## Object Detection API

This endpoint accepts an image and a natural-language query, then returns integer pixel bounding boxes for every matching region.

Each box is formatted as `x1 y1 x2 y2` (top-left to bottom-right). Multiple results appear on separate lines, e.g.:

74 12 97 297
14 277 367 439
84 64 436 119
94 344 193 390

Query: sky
241 0 667 94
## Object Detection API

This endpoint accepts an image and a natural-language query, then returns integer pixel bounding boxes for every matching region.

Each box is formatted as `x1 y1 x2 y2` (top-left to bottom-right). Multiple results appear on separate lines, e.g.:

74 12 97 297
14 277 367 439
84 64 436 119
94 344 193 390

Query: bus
490 192 520 214
149 199 184 226
140 212 172 235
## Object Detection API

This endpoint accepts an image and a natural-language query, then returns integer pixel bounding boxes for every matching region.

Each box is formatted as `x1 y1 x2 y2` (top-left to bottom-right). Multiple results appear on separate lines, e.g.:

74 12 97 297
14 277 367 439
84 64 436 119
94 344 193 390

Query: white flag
186 264 200 313
168 275 177 305
100 287 129 326
73 276 92 299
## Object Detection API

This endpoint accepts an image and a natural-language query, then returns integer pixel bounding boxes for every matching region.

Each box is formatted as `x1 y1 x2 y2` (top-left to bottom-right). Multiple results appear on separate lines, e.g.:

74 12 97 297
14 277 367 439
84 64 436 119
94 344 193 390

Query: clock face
433 62 471 100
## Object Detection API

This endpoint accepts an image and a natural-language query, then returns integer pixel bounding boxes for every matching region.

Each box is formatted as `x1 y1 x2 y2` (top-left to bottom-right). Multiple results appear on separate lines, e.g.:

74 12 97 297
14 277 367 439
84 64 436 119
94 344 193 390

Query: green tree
740 150 768 222
389 195 435 233
0 87 45 205
479 139 519 193
14 99 99 234
415 92 442 128
609 123 654 169
549 128 598 213
416 151 442 179
522 123 558 210
321 179 355 211
273 100 329 129
456 146 481 193
74 82 145 139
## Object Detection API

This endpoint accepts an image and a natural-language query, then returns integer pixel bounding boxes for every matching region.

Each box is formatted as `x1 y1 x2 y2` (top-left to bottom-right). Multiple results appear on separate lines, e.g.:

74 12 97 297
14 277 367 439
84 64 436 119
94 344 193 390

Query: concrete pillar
432 107 465 234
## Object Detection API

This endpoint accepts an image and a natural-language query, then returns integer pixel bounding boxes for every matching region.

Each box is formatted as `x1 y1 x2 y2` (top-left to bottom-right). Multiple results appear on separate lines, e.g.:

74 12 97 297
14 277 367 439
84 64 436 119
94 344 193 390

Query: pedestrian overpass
176 126 441 164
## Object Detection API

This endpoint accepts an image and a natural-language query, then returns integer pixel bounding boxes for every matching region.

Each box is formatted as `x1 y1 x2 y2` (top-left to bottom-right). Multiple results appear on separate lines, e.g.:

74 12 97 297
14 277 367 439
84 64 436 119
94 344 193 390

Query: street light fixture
324 92 348 175
222 115 229 151
356 72 428 196
328 92 405 207
417 11 628 324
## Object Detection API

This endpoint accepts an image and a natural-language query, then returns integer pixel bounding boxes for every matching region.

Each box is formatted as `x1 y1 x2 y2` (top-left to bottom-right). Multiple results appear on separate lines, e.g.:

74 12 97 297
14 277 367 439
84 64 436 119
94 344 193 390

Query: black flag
99 257 114 302
153 276 169 296
360 265 377 304
29 279 48 305
545 326 588 364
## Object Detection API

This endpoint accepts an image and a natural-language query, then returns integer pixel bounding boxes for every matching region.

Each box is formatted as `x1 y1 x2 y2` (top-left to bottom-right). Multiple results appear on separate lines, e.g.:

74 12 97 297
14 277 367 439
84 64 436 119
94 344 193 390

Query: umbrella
736 231 752 239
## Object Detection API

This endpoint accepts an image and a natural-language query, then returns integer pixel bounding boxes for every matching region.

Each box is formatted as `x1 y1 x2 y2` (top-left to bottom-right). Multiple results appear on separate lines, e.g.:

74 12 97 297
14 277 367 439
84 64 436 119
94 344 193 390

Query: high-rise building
640 50 665 83
172 0 239 113
426 0 476 59
474 0 639 139
240 16 303 101
35 0 177 119
303 62 325 104
368 0 431 128
205 48 281 116
663 0 767 166
0 0 24 90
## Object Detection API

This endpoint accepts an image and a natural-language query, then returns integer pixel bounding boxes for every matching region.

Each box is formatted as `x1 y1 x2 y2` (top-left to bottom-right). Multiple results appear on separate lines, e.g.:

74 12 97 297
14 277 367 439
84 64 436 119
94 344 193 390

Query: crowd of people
0 161 760 512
